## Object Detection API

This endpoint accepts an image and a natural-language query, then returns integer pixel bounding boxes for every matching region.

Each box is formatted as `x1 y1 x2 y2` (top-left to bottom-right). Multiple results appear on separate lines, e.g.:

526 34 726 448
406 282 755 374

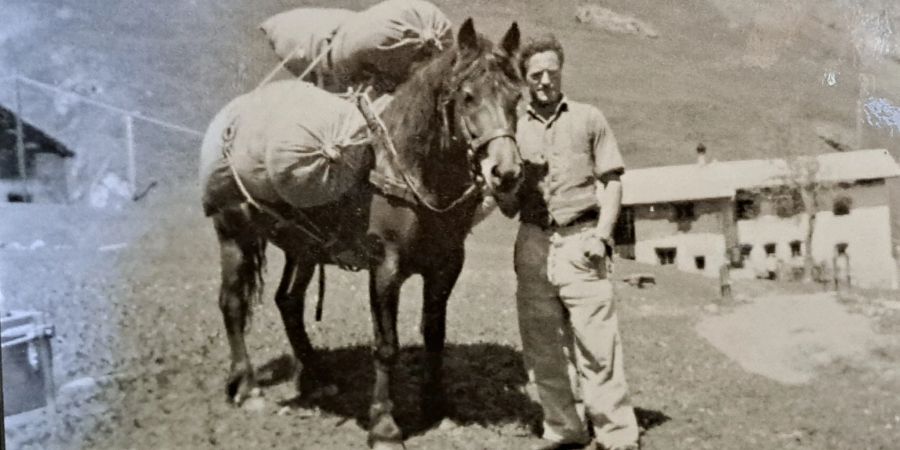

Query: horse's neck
376 58 473 202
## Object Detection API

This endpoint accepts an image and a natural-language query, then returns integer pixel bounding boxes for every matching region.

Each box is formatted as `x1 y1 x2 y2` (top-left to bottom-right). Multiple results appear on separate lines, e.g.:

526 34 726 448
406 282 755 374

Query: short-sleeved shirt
516 97 625 227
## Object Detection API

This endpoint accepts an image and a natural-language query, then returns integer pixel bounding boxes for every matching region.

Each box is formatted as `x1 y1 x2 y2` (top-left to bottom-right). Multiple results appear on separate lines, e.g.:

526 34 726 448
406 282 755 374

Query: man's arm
594 172 622 240
585 106 624 259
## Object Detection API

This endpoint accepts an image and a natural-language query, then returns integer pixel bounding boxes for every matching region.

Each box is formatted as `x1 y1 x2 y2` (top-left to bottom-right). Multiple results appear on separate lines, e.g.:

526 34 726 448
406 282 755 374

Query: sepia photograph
1 0 899 448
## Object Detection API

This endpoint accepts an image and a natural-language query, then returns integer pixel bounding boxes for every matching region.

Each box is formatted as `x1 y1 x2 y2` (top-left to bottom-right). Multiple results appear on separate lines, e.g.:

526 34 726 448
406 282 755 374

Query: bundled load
200 81 392 215
330 0 452 87
259 8 355 79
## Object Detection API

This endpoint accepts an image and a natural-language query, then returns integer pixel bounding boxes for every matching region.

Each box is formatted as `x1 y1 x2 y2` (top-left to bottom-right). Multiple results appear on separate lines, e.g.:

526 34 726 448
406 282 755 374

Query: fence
0 75 204 206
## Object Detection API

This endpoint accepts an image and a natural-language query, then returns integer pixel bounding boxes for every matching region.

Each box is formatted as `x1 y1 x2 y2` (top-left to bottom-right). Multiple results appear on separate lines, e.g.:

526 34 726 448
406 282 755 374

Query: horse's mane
379 35 519 160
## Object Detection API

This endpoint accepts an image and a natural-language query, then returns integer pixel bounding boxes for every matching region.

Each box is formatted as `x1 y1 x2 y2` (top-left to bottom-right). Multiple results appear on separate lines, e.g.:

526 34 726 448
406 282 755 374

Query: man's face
524 50 562 106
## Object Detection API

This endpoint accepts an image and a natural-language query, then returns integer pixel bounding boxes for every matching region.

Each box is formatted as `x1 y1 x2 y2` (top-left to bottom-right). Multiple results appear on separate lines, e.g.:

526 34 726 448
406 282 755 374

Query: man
719 248 734 301
833 244 851 291
510 34 640 450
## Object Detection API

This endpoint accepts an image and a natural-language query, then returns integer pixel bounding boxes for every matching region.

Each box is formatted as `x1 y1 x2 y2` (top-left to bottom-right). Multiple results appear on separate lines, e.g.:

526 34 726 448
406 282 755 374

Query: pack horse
201 19 523 448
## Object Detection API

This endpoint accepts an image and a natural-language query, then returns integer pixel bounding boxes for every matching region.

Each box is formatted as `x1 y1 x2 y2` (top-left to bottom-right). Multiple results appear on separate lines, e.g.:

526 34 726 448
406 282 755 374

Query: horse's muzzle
490 164 522 194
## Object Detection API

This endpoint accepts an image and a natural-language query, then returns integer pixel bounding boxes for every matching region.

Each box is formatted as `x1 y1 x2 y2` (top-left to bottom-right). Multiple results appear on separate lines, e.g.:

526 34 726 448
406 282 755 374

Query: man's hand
583 233 611 264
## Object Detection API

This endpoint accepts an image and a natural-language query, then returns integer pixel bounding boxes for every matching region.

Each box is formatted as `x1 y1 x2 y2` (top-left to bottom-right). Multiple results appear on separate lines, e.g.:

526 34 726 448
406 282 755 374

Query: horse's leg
214 213 266 404
420 248 464 424
274 255 336 398
368 244 406 449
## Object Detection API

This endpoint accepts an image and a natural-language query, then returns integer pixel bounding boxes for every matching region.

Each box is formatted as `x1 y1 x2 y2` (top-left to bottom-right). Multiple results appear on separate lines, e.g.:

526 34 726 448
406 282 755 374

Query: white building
615 149 900 289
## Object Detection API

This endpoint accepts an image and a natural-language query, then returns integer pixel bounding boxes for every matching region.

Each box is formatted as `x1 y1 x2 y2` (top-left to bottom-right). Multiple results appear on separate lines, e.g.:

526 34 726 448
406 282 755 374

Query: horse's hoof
227 372 258 405
371 440 406 450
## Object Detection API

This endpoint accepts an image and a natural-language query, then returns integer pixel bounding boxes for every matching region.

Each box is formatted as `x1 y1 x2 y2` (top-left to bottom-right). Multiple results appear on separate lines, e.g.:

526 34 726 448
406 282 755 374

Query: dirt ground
3 0 900 449
3 186 900 449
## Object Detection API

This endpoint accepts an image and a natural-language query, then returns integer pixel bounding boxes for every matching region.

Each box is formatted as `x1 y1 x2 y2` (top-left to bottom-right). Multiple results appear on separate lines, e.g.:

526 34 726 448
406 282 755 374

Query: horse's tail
246 236 267 310
215 205 268 330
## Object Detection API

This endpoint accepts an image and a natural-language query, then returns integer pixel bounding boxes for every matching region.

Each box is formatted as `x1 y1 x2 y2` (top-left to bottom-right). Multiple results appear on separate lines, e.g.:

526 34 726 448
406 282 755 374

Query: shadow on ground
255 343 669 439
256 343 540 436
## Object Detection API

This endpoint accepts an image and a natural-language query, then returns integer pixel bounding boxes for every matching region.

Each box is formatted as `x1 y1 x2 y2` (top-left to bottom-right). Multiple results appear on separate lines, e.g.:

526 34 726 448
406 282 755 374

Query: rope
256 39 335 90
219 127 329 246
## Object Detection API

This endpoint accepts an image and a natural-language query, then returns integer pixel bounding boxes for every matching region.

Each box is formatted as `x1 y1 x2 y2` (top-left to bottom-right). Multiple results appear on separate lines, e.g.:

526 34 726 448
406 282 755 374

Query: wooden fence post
125 114 136 196
15 76 28 187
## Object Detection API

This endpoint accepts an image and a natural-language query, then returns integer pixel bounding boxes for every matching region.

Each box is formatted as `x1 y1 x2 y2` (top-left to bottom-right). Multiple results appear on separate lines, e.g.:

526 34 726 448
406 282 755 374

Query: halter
431 56 519 206
363 52 519 214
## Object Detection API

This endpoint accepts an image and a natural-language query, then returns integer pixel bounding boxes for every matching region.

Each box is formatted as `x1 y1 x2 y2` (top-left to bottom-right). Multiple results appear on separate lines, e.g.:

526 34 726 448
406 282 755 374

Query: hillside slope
2 0 899 175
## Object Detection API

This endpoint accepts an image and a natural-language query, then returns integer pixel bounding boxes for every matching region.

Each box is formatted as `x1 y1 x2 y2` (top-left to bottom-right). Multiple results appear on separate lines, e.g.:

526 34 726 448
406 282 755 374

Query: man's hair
519 34 565 76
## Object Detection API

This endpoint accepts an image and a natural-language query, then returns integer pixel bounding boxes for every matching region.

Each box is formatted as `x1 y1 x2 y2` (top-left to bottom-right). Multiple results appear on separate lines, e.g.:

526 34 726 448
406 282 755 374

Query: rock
575 5 659 39
242 397 267 413
438 418 459 431
300 408 319 418
60 377 99 397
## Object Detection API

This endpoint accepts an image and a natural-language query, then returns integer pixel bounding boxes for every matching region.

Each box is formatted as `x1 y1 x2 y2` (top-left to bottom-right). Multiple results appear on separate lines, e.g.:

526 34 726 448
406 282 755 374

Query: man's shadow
255 344 670 438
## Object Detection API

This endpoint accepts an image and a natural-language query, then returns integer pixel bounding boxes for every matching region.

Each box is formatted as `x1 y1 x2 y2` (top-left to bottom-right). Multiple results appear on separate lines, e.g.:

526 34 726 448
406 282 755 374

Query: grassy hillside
2 0 899 177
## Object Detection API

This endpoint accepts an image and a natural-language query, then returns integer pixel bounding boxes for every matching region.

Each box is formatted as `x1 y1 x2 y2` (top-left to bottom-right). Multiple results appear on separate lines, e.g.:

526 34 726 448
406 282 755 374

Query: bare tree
778 155 829 281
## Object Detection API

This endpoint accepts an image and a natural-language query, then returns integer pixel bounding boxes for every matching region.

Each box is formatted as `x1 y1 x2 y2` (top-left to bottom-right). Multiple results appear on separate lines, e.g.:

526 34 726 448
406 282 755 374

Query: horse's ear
500 22 520 57
458 18 478 52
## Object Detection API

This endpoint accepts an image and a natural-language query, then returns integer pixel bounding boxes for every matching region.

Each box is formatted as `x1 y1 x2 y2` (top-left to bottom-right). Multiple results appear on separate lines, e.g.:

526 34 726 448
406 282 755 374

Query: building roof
622 149 900 205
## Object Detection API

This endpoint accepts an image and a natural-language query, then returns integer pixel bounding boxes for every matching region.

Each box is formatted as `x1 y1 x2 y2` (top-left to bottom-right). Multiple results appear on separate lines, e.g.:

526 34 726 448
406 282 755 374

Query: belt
524 209 599 231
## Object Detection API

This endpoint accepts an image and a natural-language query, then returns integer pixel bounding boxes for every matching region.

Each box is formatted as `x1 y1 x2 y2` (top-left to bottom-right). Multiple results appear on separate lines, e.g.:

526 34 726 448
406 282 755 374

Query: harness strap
369 171 418 205
357 93 482 213
468 128 515 151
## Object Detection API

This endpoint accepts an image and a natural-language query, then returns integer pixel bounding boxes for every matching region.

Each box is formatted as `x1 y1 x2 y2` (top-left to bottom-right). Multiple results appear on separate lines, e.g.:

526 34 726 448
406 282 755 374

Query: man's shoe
530 439 590 450
601 444 639 450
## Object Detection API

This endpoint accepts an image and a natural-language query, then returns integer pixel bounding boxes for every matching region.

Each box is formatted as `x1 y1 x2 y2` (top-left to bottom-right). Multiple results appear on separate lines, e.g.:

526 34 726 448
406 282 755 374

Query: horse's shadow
255 344 670 438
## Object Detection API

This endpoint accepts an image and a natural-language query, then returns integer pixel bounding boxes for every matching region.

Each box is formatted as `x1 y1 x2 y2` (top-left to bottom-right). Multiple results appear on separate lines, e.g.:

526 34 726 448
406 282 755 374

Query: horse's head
443 19 523 195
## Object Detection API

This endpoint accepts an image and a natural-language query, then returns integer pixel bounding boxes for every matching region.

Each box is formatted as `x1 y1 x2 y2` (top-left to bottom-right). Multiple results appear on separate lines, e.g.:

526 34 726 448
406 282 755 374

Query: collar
526 96 569 125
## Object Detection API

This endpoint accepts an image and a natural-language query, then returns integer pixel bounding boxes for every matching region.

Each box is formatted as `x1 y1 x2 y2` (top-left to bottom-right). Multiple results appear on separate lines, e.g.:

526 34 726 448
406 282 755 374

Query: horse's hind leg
274 255 336 398
214 211 266 404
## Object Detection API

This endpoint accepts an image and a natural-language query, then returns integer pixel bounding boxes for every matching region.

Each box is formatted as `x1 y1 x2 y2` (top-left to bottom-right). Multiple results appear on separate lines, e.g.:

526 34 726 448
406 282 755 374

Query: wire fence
0 75 204 206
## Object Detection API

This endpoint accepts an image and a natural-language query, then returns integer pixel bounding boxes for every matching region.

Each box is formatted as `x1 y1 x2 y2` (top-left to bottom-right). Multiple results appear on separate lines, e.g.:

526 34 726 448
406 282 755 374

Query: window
764 243 776 255
673 203 695 221
835 242 848 254
833 195 852 216
773 190 803 218
736 198 758 220
856 178 884 186
694 256 706 270
739 243 753 258
655 247 676 265
789 240 802 257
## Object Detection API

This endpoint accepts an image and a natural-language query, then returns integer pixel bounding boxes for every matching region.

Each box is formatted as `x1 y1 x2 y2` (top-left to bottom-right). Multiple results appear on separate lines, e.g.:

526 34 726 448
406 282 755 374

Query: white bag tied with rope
329 0 452 86
200 95 247 214
259 8 355 79
200 81 392 214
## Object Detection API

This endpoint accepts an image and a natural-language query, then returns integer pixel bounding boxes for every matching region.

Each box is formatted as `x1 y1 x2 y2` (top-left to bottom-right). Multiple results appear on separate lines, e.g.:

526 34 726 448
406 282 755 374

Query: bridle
420 56 519 212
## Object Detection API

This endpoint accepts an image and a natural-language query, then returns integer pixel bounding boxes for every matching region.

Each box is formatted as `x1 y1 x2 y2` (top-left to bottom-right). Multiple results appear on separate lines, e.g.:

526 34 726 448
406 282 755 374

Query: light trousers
514 222 639 448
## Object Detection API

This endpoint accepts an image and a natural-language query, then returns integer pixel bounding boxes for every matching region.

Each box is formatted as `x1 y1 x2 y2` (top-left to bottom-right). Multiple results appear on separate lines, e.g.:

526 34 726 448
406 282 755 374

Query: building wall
736 180 897 288
632 199 730 277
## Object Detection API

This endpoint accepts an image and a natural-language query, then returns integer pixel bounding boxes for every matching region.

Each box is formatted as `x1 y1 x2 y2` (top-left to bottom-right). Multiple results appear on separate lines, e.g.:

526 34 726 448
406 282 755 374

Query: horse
205 18 523 449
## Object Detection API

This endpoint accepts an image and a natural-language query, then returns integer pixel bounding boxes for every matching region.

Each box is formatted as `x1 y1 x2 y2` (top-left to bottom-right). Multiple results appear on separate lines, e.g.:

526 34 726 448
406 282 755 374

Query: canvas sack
201 81 392 214
329 0 452 87
259 8 355 78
